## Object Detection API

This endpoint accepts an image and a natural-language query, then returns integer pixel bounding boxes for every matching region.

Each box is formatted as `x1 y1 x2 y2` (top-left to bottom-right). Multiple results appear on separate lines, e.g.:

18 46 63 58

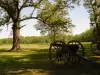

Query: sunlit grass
0 43 49 49
0 44 50 75
0 43 99 75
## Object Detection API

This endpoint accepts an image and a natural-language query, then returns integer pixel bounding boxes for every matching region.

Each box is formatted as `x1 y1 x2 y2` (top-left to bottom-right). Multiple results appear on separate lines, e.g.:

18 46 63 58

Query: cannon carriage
91 41 100 55
49 40 85 65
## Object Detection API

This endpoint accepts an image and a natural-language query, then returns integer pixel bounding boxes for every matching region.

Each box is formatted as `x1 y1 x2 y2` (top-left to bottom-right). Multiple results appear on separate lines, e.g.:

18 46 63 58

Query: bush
0 36 50 44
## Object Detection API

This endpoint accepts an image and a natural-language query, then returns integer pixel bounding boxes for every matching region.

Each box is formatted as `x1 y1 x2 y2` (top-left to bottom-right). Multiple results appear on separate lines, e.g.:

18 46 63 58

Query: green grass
0 43 100 75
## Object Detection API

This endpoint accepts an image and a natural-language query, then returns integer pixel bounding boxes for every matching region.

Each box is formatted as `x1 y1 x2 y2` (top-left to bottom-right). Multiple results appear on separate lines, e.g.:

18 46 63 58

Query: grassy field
0 43 100 75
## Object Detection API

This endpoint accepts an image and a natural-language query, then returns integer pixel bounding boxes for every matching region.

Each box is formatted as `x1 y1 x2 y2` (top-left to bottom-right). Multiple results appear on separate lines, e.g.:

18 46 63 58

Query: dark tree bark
90 0 100 41
95 22 100 41
9 21 20 51
9 1 21 51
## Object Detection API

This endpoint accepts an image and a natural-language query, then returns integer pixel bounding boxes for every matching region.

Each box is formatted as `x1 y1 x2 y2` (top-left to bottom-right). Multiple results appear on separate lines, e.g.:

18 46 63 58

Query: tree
0 0 80 51
35 0 75 41
83 0 100 41
0 0 44 51
72 28 94 42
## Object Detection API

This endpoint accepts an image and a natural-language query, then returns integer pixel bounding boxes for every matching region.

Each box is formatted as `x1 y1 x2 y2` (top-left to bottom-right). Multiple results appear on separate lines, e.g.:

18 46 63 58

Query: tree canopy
83 0 100 40
34 0 74 41
0 0 82 51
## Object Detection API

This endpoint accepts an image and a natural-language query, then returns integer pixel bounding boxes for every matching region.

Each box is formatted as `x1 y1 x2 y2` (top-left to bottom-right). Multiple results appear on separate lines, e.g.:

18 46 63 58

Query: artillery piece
49 40 85 65
91 41 100 55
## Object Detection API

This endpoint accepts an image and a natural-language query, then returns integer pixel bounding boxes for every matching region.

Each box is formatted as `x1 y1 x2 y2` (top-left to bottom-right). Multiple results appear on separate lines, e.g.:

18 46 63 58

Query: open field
0 43 100 75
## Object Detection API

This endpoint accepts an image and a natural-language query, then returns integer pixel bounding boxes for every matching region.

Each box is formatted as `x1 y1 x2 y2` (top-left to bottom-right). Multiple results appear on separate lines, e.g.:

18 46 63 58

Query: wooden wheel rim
49 40 70 65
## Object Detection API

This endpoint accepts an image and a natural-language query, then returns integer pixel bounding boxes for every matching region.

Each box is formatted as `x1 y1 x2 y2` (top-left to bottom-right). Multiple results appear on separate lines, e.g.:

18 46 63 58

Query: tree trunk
9 21 20 51
53 31 56 41
96 23 100 41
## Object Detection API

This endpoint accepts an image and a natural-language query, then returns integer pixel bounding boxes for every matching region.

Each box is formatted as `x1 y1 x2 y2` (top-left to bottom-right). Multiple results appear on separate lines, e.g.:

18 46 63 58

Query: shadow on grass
0 49 10 52
0 48 100 75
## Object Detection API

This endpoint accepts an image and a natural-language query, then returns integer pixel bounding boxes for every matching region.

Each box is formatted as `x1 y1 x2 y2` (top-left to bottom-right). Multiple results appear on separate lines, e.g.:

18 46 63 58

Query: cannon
49 40 85 65
91 41 100 55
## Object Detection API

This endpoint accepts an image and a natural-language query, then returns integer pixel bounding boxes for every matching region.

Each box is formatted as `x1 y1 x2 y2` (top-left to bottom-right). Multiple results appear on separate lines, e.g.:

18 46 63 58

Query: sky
0 2 90 38
69 5 90 35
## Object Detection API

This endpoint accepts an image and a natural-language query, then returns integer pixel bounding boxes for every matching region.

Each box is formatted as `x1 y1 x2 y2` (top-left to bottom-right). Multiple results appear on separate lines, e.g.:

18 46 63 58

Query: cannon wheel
67 40 85 63
49 40 70 65
91 41 100 55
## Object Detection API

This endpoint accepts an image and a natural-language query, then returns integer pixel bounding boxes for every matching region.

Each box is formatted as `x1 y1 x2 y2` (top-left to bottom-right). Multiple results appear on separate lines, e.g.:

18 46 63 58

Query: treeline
20 36 51 44
0 36 51 44
0 35 73 44
0 28 94 44
72 28 93 42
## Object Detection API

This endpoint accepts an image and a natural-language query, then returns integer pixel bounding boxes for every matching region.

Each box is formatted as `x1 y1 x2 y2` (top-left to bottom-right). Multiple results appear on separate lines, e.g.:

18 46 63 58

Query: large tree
0 0 80 51
35 0 77 41
83 0 100 40
0 0 43 51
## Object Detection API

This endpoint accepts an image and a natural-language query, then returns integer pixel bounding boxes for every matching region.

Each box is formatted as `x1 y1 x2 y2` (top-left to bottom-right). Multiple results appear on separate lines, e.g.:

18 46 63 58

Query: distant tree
73 28 94 42
35 0 75 41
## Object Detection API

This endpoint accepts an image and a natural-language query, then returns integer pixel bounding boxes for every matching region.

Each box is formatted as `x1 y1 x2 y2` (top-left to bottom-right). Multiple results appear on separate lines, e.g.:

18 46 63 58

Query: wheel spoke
91 42 100 55
49 40 70 65
67 40 84 63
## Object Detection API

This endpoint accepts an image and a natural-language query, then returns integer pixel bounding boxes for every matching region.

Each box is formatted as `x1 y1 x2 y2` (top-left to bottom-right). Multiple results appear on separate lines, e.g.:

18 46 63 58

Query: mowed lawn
0 43 100 75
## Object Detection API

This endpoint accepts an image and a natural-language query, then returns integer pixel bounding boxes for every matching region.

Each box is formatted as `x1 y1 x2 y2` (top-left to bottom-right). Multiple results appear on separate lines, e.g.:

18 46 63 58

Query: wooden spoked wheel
91 41 100 55
49 40 70 65
67 40 85 63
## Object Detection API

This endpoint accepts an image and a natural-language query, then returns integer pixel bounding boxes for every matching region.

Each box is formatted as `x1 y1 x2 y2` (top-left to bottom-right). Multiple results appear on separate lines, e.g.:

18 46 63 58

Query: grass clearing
0 43 99 75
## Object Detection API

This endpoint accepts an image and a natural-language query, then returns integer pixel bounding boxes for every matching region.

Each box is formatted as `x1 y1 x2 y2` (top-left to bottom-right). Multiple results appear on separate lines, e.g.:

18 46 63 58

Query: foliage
35 0 75 41
0 36 51 44
20 36 50 44
0 27 94 44
83 0 100 40
0 0 46 50
0 0 81 50
72 28 94 42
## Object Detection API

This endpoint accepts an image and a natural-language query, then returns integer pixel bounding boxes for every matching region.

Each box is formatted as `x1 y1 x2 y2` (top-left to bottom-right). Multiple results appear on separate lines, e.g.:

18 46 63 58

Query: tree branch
19 0 29 11
20 0 43 11
20 16 38 21
20 16 50 27
39 1 64 24
30 0 43 17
